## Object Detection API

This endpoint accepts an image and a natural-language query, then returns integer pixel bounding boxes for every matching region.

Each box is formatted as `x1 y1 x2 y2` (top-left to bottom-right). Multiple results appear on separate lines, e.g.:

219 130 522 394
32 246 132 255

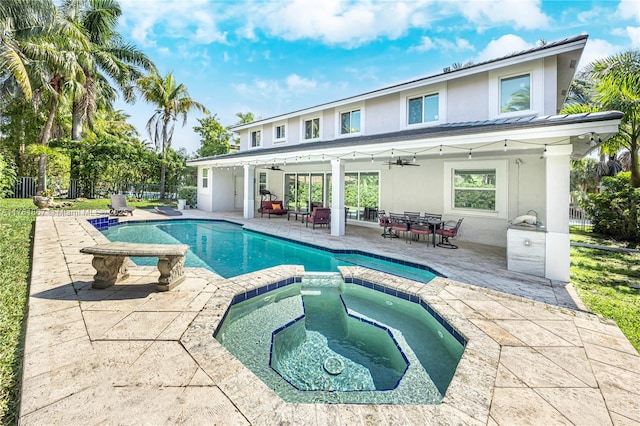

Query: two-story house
187 34 622 282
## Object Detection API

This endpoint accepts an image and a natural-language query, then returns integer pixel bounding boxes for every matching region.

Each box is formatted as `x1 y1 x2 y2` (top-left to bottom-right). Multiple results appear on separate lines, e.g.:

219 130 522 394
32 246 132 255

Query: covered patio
19 209 640 424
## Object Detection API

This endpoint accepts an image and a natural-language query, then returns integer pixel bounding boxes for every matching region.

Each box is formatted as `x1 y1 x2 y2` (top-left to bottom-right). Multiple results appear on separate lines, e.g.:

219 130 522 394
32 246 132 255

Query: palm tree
23 11 88 191
59 0 156 140
235 111 255 124
584 50 640 187
137 71 209 198
0 0 55 100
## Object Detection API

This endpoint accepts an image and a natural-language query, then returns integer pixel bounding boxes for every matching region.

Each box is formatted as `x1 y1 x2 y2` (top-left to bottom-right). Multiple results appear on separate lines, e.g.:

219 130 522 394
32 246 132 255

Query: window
303 118 320 140
258 172 267 194
408 93 439 125
274 124 286 141
340 109 361 134
251 130 261 147
453 169 496 210
500 74 530 113
444 160 507 218
202 168 208 188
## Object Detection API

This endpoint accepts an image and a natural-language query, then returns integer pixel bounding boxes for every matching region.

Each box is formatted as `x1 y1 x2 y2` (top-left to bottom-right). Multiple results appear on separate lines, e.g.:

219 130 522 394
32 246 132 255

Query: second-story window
408 93 439 125
500 74 530 113
251 130 261 148
304 118 320 140
340 109 361 134
275 124 286 140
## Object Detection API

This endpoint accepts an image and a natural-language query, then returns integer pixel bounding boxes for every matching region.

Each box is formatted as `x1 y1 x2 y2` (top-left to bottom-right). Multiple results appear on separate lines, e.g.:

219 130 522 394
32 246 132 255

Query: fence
7 177 178 200
569 204 592 231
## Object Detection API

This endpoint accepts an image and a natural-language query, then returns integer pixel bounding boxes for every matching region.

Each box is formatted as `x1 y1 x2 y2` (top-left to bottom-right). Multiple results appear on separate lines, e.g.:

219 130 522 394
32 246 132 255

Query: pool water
101 219 437 282
215 274 465 404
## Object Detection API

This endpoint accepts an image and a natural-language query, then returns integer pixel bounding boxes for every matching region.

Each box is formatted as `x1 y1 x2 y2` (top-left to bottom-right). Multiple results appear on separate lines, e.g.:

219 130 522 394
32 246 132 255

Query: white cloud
616 0 640 22
250 0 430 47
627 26 640 47
118 0 227 47
411 36 474 53
452 0 550 30
578 38 621 70
232 74 319 100
413 36 437 52
285 74 317 93
475 34 534 62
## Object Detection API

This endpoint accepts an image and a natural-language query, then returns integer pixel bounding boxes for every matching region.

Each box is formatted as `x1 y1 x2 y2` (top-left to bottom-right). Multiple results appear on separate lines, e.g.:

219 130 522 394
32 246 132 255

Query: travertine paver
18 211 640 425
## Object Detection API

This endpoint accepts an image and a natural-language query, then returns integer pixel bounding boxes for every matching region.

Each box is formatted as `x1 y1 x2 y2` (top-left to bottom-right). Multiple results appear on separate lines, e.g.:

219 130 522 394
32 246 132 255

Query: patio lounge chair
307 207 331 229
261 200 288 218
108 194 134 216
154 206 183 216
436 218 464 249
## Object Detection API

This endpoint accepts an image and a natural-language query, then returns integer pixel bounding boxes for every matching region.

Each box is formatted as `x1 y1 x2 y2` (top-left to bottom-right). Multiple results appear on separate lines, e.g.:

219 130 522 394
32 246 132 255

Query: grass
0 200 34 425
570 230 640 352
0 201 638 422
0 196 173 424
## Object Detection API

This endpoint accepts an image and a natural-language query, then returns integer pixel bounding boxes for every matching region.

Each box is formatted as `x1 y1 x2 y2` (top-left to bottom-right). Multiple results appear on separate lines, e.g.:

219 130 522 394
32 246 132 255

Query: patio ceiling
188 111 623 168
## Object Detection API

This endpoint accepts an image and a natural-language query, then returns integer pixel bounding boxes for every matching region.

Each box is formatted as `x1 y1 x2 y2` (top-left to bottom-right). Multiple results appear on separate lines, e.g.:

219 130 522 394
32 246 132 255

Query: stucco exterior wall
446 73 489 122
365 94 401 134
543 56 559 115
210 169 235 211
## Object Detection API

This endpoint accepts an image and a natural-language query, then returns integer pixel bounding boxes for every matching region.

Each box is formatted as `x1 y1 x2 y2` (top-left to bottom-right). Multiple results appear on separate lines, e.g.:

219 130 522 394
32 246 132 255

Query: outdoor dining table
287 211 311 222
427 220 445 247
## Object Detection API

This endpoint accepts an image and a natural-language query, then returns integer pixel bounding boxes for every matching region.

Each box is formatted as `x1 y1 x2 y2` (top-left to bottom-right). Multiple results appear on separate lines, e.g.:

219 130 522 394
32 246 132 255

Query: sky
112 0 640 155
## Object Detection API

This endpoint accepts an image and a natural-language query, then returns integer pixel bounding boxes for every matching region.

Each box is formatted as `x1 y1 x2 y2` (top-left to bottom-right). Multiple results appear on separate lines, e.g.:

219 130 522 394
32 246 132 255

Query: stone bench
80 242 190 291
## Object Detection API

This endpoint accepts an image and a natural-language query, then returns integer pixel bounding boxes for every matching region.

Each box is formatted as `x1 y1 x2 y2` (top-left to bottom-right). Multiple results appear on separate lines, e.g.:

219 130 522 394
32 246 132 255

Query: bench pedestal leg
157 255 186 291
91 255 129 288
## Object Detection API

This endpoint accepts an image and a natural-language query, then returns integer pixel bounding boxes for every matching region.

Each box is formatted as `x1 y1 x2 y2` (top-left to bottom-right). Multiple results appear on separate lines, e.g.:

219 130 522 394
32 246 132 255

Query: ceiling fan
263 165 284 171
383 158 420 167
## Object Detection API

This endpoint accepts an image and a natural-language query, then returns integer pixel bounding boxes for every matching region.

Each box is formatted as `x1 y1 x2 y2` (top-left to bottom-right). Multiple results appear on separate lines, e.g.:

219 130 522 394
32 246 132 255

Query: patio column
544 144 572 282
243 164 255 219
330 158 346 236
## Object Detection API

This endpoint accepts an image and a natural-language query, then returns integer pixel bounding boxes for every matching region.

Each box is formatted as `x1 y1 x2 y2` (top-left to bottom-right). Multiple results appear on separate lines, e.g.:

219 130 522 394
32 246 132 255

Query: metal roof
188 110 623 164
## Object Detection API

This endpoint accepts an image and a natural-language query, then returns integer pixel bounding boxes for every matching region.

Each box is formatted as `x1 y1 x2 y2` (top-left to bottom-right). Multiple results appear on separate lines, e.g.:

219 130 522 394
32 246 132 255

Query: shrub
0 153 17 199
581 173 640 241
178 186 197 207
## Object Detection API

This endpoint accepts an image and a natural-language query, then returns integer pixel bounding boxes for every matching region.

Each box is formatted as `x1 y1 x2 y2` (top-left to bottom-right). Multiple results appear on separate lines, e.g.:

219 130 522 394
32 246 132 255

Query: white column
243 164 255 219
330 158 346 236
544 145 572 282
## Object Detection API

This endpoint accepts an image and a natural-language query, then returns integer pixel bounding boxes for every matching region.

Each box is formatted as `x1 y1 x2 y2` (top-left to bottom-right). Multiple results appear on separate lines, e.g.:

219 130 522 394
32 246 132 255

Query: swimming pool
100 219 439 282
215 273 465 404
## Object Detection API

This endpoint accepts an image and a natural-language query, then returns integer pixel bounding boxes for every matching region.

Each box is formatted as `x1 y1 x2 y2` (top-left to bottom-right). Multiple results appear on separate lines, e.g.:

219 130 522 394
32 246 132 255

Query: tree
0 0 55 100
194 115 232 157
0 152 17 198
137 70 209 198
59 0 156 140
570 158 599 194
27 15 88 192
235 111 255 124
583 51 640 187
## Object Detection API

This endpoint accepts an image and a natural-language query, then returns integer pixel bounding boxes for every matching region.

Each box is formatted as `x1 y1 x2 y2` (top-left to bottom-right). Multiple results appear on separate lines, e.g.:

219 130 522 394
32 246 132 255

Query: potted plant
33 189 53 209
177 186 197 209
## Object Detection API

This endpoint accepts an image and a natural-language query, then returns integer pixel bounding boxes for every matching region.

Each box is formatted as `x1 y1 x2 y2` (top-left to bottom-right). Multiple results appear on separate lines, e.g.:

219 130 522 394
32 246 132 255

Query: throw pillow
272 203 281 210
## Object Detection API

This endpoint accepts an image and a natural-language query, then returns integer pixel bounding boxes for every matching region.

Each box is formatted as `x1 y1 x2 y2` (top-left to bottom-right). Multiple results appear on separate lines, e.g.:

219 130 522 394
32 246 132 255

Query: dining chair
389 213 410 239
435 218 464 249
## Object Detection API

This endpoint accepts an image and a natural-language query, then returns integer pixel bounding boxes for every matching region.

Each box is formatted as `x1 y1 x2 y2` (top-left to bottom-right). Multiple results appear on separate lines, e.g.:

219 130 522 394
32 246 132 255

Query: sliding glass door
283 171 378 219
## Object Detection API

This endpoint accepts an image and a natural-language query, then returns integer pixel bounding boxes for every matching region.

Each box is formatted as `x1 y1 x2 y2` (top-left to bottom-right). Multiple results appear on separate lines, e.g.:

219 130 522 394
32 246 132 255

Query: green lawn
0 202 638 423
570 230 640 352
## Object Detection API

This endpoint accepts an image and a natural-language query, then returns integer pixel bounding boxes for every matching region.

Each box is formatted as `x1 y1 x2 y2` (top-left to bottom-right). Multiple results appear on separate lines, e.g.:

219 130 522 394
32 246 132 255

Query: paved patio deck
19 210 640 424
